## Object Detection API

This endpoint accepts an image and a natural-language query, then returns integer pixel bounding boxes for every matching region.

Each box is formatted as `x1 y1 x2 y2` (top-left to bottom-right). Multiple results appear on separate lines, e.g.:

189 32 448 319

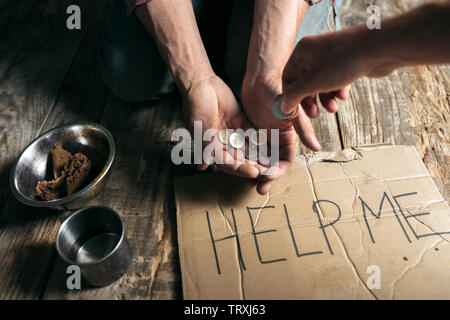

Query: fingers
215 146 264 179
283 80 351 116
257 180 274 195
197 129 219 171
319 92 339 113
302 95 320 118
200 138 263 179
318 85 351 114
197 163 209 171
299 87 350 119
255 130 297 195
336 85 351 100
216 162 260 179
281 71 317 116
199 144 262 179
291 106 321 151
256 158 294 195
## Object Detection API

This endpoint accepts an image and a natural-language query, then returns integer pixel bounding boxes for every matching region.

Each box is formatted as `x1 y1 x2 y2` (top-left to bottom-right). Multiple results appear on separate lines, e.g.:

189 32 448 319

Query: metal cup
56 206 132 287
10 122 116 211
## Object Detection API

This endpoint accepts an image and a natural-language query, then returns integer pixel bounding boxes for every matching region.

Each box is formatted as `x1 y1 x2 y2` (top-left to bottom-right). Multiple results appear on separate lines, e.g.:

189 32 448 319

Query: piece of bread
36 146 91 200
51 143 71 178
65 152 91 196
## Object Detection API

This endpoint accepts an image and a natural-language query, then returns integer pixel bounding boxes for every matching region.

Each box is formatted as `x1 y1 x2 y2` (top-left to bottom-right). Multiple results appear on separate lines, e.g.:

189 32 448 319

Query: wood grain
0 1 87 208
337 0 450 200
297 3 343 155
0 0 448 300
0 0 110 299
43 0 343 300
401 64 450 201
43 93 186 299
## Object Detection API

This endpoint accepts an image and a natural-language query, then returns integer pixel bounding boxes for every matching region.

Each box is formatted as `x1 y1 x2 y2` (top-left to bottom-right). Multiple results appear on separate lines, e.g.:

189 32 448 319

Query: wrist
242 71 281 109
246 58 285 85
136 0 215 97
173 64 215 97
243 71 280 92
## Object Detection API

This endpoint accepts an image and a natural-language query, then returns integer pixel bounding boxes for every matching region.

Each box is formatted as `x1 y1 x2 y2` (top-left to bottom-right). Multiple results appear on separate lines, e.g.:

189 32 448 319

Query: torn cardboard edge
294 143 393 165
175 145 450 300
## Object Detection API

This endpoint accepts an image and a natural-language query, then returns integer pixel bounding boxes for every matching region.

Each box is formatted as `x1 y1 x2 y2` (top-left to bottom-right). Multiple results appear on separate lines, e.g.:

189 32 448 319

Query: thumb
281 71 318 115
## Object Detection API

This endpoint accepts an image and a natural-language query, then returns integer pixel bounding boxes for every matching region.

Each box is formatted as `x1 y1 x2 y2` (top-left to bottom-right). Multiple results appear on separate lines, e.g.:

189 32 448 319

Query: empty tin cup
56 206 132 287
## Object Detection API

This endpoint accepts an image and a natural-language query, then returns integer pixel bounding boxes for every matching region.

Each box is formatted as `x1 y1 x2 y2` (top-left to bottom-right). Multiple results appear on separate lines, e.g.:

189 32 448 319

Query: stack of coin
229 132 245 149
218 129 231 145
218 129 245 149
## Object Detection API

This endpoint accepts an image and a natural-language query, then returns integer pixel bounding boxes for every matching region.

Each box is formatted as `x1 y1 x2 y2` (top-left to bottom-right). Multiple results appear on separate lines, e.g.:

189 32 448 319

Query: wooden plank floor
339 0 450 201
0 0 448 299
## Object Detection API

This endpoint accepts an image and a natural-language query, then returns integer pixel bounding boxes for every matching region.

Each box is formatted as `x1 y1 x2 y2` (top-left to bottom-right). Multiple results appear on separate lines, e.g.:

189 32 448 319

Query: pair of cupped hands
184 35 355 195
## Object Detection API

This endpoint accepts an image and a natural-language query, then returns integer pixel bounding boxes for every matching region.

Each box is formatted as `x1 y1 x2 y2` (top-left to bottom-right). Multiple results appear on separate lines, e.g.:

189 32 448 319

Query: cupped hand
183 75 265 179
241 73 323 195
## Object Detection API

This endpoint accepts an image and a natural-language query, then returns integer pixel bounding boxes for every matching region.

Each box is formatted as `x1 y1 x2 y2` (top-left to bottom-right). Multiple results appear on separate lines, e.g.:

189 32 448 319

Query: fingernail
282 103 298 117
279 97 287 113
312 138 321 151
251 166 260 177
281 99 293 115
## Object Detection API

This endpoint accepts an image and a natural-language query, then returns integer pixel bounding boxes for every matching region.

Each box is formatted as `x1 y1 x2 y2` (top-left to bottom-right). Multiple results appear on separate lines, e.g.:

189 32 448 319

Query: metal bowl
10 122 115 211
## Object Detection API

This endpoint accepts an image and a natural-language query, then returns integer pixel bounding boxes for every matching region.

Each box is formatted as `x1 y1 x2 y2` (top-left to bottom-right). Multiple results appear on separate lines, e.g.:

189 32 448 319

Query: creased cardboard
175 145 450 300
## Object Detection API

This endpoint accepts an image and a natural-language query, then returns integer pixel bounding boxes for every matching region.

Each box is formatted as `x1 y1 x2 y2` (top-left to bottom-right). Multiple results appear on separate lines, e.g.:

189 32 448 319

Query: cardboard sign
175 145 450 299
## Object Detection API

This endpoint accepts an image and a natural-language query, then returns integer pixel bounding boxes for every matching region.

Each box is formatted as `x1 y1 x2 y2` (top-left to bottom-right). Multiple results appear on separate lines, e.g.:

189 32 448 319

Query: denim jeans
98 0 338 102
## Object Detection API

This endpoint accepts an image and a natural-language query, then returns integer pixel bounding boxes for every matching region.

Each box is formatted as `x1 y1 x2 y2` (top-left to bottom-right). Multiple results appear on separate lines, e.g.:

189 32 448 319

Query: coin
272 95 297 119
229 132 245 149
250 130 267 147
218 129 230 145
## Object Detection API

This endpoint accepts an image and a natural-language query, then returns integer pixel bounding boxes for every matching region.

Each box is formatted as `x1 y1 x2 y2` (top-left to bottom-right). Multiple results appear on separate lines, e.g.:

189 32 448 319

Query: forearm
135 0 214 95
352 2 450 76
246 0 309 81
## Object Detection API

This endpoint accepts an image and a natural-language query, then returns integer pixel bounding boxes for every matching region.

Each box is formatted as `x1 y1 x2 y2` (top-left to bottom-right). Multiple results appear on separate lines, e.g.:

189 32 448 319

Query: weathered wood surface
0 0 448 300
43 94 186 299
297 6 343 155
297 5 343 155
0 1 86 207
339 0 450 200
0 0 110 299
